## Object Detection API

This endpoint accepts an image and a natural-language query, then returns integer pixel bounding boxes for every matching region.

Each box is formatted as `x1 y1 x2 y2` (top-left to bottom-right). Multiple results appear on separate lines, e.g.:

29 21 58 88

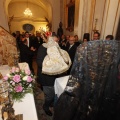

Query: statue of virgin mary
53 40 120 120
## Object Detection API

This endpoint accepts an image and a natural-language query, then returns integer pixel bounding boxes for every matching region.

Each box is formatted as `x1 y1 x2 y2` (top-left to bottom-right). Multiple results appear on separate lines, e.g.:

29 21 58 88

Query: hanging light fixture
24 0 32 16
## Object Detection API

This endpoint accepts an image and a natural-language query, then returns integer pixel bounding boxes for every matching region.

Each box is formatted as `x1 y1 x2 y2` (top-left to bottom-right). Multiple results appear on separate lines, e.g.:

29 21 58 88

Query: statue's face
54 37 59 43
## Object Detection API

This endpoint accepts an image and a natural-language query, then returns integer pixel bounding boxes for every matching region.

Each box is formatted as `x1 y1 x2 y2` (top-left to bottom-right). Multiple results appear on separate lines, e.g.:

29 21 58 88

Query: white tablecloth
54 75 69 97
0 62 29 77
18 62 30 70
0 93 38 120
0 65 38 120
13 93 38 120
0 65 10 76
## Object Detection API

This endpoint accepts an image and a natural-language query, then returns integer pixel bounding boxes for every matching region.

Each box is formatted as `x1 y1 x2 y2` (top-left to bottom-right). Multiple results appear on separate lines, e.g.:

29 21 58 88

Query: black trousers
43 86 55 110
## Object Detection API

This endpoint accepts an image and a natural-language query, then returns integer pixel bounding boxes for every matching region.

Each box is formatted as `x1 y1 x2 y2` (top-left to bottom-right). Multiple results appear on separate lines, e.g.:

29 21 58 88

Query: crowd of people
12 30 114 75
12 30 117 118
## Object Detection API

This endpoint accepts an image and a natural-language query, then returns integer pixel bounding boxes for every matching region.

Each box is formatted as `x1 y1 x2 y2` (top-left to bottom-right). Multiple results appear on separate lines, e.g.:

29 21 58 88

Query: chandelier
24 0 32 16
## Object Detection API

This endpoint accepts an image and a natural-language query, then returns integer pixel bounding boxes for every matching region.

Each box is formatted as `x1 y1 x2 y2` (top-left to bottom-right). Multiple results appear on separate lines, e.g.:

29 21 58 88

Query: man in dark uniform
25 31 36 73
66 36 77 74
36 36 59 116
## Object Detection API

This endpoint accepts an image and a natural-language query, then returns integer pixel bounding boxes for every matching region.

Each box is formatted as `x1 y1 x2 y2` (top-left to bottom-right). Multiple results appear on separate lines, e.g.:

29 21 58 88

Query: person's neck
70 43 74 46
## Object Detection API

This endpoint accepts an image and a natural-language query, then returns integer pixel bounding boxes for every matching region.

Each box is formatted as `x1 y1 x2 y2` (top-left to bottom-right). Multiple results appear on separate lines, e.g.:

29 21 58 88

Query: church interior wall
63 0 120 40
0 0 60 34
8 2 48 33
101 0 120 39
0 0 120 40
0 0 9 31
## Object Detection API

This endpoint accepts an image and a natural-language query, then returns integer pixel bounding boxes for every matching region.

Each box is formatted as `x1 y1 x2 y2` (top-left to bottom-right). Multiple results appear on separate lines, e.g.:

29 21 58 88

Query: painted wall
76 0 120 40
8 2 48 18
8 2 48 33
0 0 60 34
0 0 9 31
49 0 60 33
0 0 120 39
101 0 120 39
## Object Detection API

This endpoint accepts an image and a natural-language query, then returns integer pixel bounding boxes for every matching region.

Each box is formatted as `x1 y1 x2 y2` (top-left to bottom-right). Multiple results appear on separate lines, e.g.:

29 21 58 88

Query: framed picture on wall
23 24 34 32
66 1 75 32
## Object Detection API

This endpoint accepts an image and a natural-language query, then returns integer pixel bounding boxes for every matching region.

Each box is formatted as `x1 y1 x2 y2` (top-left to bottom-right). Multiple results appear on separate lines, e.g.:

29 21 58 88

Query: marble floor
33 84 53 120
33 59 53 120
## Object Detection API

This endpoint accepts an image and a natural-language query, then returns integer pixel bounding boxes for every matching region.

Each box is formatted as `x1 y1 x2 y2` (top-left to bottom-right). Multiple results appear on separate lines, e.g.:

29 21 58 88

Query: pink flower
15 85 23 92
11 67 16 73
13 75 20 83
15 67 20 72
25 69 31 75
27 76 33 82
3 76 8 81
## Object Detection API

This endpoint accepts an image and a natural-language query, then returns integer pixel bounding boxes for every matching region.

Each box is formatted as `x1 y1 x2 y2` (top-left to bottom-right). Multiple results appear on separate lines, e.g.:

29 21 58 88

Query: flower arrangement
3 67 35 101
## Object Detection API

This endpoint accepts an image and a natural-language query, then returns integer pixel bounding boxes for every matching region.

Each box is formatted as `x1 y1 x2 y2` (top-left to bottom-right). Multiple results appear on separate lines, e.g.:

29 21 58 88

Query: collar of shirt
26 38 29 47
69 44 74 50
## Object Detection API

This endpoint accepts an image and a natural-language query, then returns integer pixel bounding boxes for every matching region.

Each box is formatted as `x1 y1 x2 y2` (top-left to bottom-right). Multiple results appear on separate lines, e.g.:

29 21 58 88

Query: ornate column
77 0 94 40
50 0 61 33
74 0 80 35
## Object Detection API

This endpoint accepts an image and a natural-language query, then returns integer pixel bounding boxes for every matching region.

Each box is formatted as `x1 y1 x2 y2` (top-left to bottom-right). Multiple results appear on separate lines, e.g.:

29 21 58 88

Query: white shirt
26 38 29 47
69 44 74 50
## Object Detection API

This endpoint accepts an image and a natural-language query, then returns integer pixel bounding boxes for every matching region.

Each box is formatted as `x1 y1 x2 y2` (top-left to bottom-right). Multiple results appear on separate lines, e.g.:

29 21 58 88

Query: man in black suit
34 32 43 51
93 32 100 40
25 31 35 48
37 35 59 116
24 32 36 73
67 36 77 74
19 37 36 71
74 35 81 46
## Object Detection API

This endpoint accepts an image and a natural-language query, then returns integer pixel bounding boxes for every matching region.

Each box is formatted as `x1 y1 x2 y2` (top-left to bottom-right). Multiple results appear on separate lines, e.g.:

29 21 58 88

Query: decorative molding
112 0 120 35
103 0 110 38
92 18 99 32
10 16 47 22
81 0 85 37
60 0 63 22
64 0 67 30
89 0 96 38
74 0 80 34
100 0 106 33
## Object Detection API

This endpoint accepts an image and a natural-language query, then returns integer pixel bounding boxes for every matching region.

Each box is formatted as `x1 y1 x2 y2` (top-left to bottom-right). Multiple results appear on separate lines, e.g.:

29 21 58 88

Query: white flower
12 82 15 86
15 67 20 72
23 76 28 81
6 73 11 77
10 81 13 84
29 84 32 87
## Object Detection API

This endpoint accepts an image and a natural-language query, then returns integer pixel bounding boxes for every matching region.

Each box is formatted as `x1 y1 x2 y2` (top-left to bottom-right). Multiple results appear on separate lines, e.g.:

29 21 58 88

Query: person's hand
30 47 36 51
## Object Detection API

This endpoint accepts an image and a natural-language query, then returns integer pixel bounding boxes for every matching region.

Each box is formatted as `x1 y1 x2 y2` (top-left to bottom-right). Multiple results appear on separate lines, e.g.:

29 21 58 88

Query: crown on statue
39 27 52 42
39 27 52 36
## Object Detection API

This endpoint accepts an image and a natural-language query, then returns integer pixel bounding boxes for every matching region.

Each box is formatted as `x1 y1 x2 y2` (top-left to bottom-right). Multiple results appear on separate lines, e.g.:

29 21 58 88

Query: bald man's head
69 36 75 45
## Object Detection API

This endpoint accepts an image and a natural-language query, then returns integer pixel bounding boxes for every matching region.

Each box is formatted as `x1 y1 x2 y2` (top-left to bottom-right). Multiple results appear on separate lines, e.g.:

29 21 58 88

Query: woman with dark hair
83 33 90 42
105 35 114 40
74 35 81 46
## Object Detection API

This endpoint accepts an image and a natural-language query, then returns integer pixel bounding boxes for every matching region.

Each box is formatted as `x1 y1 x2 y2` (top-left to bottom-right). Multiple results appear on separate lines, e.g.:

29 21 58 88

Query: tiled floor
34 85 53 120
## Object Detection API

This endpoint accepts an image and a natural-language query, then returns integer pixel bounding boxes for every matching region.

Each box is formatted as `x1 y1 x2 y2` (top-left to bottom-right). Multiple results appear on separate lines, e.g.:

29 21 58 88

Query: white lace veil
42 36 71 75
